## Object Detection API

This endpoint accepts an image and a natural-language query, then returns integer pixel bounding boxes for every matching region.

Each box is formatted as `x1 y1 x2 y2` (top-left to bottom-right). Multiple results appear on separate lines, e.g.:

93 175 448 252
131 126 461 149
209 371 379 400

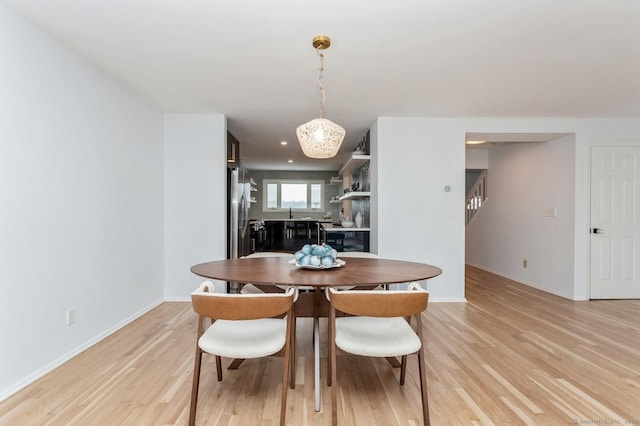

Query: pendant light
296 35 346 159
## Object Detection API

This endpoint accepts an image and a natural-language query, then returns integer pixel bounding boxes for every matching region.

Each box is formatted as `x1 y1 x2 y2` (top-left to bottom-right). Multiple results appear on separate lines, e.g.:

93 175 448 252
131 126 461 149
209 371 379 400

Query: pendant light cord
316 48 326 119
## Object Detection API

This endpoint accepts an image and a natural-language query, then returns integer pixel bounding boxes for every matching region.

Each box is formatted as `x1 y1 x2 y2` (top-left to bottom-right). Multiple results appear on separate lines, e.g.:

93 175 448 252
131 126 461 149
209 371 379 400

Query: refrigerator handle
239 191 250 238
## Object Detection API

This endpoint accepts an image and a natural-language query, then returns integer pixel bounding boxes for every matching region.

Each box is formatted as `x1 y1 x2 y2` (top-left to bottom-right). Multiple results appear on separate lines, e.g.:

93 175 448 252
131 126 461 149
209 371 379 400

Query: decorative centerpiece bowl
291 244 344 269
340 220 354 228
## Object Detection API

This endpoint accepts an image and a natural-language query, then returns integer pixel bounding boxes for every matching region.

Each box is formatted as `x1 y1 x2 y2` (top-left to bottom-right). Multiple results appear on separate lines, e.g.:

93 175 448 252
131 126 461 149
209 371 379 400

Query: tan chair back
327 285 428 317
191 282 296 320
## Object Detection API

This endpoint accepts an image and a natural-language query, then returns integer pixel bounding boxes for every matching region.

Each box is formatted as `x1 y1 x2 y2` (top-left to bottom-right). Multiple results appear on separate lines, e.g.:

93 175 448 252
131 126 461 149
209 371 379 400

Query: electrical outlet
523 260 528 268
66 309 76 326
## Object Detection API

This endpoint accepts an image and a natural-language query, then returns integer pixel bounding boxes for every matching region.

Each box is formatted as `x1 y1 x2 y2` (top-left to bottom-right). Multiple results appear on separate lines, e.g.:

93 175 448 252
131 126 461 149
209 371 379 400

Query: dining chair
326 282 430 426
335 252 384 289
189 281 298 426
237 251 309 388
238 251 292 294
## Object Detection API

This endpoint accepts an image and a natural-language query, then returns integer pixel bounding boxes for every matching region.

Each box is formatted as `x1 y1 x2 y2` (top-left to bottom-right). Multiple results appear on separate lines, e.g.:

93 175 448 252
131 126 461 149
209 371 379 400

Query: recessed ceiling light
288 160 293 163
281 141 288 145
465 140 487 145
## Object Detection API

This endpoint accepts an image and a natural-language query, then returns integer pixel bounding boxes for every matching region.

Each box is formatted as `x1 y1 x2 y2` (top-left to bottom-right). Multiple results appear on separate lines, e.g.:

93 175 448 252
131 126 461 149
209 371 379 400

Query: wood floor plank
1 265 640 424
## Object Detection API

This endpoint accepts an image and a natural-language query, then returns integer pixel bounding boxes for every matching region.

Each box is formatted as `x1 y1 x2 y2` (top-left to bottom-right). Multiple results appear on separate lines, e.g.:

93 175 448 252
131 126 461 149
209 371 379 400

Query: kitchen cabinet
249 221 266 253
227 132 240 167
263 220 320 252
322 224 370 252
336 136 371 228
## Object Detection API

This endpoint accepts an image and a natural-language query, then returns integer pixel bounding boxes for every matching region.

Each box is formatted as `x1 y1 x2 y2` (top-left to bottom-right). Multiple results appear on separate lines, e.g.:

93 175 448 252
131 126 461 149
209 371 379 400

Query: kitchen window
263 179 324 212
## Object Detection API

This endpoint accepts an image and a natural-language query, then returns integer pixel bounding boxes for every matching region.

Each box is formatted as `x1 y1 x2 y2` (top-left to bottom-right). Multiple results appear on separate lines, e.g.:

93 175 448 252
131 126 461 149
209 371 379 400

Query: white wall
163 114 227 298
466 149 489 169
0 3 164 399
376 118 640 301
570 119 640 299
374 118 466 301
465 136 576 298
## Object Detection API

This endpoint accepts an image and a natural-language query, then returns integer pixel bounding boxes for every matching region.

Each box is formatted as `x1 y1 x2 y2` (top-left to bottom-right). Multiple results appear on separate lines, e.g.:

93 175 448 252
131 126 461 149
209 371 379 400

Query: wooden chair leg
330 307 338 425
327 315 333 387
215 356 223 381
415 315 430 426
417 348 430 426
400 355 408 385
290 316 296 389
280 311 293 426
189 348 203 426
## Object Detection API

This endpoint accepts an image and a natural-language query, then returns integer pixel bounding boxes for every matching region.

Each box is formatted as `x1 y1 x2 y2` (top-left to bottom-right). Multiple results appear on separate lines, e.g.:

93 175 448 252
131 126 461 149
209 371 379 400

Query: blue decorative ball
321 256 335 266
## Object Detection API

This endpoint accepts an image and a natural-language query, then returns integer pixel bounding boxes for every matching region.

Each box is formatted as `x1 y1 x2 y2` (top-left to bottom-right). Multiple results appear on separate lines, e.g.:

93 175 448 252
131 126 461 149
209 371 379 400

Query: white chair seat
199 318 287 359
335 316 421 357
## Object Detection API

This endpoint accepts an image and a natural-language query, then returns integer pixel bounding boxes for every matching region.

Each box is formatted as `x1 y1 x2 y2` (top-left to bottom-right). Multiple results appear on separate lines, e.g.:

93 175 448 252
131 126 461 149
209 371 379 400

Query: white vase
355 211 363 228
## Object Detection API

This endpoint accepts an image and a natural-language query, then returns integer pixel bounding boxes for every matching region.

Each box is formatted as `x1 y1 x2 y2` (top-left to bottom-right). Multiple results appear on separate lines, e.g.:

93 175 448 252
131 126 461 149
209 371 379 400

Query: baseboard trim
0 298 164 403
164 296 191 302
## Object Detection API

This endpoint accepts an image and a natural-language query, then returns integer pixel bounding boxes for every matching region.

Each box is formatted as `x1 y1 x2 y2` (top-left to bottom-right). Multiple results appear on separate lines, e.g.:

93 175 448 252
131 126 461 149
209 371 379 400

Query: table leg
293 289 324 412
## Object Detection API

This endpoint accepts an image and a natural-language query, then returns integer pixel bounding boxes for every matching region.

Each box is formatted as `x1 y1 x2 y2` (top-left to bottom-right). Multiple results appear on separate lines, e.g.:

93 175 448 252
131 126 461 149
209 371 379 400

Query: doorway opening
464 132 577 299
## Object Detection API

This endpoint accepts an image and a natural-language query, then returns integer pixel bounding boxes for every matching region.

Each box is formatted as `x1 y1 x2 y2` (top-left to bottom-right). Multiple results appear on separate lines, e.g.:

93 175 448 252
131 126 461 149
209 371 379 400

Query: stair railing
465 170 487 224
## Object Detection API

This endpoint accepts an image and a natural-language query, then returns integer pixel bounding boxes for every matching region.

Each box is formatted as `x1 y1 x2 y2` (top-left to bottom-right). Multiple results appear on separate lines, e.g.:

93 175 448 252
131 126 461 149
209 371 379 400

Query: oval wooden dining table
190 256 443 412
191 256 442 288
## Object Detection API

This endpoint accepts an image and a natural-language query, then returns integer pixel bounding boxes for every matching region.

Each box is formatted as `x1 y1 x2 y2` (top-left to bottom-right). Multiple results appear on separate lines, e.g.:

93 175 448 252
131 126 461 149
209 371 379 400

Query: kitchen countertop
323 224 371 231
256 218 332 223
253 219 368 230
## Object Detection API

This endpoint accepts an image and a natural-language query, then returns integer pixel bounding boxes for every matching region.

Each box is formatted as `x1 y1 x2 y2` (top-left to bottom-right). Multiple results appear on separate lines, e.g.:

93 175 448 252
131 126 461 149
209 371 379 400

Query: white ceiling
4 0 640 171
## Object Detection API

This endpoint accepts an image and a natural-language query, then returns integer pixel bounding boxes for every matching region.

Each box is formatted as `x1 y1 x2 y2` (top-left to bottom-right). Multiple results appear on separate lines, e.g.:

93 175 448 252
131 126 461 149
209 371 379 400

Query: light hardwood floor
2 265 640 425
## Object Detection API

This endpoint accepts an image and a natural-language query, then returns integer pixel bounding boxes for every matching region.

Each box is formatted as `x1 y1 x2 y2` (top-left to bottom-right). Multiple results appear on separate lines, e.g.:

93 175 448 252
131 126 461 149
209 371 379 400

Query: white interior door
590 146 640 299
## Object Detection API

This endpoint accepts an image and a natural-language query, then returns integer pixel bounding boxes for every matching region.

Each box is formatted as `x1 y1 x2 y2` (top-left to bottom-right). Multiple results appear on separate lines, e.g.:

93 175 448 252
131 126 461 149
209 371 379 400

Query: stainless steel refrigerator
227 166 252 262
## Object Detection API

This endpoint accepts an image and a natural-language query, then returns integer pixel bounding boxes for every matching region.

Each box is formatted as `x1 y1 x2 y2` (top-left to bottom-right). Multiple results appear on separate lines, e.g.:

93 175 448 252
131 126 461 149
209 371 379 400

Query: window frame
262 179 325 212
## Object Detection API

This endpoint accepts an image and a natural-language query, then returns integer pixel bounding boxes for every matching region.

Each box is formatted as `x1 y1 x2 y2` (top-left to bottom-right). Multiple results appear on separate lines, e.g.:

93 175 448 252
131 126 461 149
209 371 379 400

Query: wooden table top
190 256 442 287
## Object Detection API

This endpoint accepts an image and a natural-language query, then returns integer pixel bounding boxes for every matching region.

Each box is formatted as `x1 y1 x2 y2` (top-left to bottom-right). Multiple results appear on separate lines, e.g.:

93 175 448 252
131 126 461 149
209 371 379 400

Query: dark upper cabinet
227 132 240 167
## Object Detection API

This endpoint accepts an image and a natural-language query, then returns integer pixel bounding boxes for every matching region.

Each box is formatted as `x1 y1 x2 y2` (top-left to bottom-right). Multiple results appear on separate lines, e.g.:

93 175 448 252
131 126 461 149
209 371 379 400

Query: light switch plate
66 309 76 326
543 208 557 217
